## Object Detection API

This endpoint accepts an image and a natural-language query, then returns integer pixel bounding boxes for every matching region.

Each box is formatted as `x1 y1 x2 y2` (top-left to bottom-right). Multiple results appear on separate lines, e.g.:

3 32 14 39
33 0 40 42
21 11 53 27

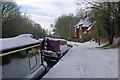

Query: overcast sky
16 0 79 31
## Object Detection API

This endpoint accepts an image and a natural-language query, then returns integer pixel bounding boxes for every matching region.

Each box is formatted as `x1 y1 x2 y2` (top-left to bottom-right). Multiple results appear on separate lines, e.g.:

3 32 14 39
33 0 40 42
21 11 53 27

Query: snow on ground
44 41 118 78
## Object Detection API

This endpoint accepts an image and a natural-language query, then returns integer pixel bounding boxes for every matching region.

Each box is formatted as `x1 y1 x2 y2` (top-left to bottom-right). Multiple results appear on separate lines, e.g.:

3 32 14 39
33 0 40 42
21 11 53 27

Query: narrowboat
0 34 47 79
41 37 69 61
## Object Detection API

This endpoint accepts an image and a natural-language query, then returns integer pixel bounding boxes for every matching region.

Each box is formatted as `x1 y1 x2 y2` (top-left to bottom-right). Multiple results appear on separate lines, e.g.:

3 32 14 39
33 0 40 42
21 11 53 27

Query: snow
38 38 44 42
27 65 45 78
60 45 69 53
87 25 92 31
86 21 96 31
82 17 91 27
44 50 56 54
74 17 92 29
58 38 66 42
0 34 40 52
44 37 66 42
74 19 84 28
43 41 118 78
43 61 47 67
113 37 120 44
83 31 87 34
67 41 79 47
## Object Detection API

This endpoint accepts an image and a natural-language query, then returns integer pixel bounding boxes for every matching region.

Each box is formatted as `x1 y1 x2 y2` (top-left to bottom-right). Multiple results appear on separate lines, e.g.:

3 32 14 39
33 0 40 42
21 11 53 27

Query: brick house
83 21 96 35
74 17 96 42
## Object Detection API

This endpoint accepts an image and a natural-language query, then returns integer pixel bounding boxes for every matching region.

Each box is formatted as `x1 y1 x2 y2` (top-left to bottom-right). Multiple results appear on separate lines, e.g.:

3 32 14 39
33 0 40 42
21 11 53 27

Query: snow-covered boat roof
82 17 91 27
44 37 67 42
58 39 67 42
0 34 40 52
38 38 44 42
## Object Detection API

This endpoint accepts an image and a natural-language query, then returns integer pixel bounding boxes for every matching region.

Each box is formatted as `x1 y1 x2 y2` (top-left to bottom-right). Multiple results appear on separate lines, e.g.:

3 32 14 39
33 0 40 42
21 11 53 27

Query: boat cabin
41 37 69 61
0 34 47 79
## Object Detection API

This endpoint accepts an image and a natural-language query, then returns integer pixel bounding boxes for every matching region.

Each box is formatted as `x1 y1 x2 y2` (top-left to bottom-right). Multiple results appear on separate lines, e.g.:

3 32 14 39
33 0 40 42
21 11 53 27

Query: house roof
83 21 96 34
74 19 84 28
82 17 91 28
74 17 92 28
87 25 93 31
87 21 96 31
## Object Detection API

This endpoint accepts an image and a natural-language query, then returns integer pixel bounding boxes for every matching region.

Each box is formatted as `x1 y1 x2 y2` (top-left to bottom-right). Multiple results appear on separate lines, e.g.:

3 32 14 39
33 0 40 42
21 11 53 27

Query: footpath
43 41 118 78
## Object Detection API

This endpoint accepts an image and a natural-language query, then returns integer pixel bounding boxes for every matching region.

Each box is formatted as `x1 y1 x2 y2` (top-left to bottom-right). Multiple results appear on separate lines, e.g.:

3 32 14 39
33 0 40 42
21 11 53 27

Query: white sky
16 0 78 31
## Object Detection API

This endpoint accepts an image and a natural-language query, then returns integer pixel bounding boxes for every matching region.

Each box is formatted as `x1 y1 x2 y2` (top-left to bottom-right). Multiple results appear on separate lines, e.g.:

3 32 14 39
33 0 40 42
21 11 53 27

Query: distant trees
2 2 47 38
51 14 80 39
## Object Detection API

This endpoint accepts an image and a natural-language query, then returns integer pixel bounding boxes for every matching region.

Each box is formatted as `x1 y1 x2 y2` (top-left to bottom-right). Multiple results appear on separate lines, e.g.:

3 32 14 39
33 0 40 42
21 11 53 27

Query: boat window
28 49 37 70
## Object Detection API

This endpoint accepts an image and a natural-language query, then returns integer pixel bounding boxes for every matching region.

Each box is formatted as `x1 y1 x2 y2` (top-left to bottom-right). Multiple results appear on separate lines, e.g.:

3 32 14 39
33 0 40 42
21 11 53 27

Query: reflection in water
2 50 28 65
2 46 43 78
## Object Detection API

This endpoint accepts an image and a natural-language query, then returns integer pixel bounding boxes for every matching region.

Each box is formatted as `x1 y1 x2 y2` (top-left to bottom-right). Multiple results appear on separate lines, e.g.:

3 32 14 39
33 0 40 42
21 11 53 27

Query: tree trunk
109 39 113 45
109 21 114 45
108 36 113 45
104 25 114 45
98 37 101 45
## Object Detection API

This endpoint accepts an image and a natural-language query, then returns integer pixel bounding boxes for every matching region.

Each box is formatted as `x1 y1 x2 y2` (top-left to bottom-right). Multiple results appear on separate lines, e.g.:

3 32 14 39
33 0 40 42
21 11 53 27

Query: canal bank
42 41 118 78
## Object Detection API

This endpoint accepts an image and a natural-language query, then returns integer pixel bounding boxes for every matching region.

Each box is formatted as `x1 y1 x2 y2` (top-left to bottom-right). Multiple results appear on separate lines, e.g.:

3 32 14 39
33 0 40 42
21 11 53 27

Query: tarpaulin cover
49 40 60 53
41 38 60 53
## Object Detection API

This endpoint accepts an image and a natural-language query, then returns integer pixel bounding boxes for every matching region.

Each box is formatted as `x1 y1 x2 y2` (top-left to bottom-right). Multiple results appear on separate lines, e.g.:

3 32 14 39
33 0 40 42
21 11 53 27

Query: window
80 35 81 39
80 26 81 30
28 49 37 70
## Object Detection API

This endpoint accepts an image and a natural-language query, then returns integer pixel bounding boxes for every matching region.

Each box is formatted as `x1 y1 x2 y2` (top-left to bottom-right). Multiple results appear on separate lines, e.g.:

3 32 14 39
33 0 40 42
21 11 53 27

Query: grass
102 44 110 48
96 44 109 49
67 44 73 47
111 42 120 48
99 42 120 49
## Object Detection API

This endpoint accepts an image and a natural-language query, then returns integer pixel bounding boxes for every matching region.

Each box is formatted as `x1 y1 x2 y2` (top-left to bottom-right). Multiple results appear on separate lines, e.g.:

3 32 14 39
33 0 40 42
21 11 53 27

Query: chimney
84 16 87 19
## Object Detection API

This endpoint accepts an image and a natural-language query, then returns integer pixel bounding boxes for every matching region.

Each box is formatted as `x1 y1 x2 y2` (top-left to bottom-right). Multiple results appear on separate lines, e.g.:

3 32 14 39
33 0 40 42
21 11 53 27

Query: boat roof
0 34 40 52
44 37 67 42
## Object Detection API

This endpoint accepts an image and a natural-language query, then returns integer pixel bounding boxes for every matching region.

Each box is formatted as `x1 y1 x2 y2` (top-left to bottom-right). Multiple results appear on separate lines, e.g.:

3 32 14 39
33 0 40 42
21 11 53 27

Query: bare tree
2 2 20 27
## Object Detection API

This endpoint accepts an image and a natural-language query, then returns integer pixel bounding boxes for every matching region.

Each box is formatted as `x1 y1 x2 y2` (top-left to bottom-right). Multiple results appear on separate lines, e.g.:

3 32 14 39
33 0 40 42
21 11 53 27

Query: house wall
90 25 95 34
82 27 88 32
88 25 95 34
79 25 82 40
73 27 79 42
79 27 88 42
77 28 79 37
73 17 96 42
74 25 95 42
74 27 76 37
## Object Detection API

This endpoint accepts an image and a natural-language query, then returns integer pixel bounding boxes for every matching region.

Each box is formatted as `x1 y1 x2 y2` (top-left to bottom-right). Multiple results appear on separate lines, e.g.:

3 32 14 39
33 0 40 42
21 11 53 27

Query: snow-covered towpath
43 41 118 78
